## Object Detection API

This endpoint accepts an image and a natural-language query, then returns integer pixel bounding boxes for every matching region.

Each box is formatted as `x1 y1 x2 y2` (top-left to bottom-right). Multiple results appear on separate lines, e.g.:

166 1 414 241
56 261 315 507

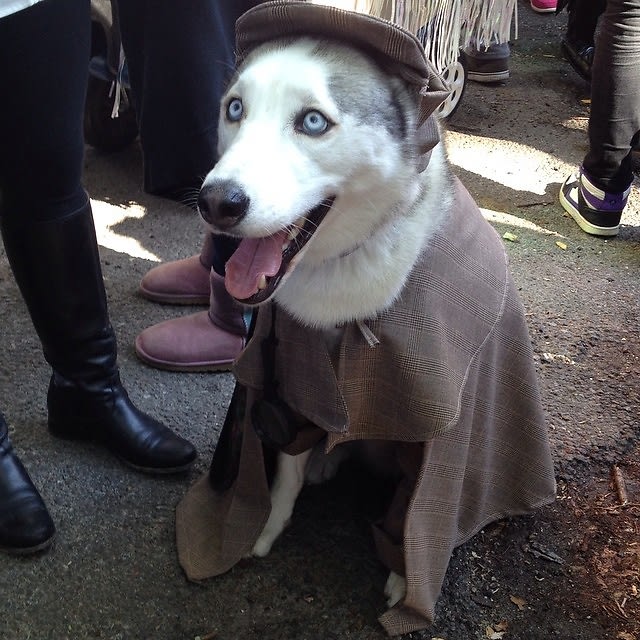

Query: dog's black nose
198 180 250 228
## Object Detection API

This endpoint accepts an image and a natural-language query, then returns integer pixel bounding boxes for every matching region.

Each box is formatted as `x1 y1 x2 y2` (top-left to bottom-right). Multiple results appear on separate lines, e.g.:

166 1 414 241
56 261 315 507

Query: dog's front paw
251 534 275 558
384 571 406 608
250 518 291 558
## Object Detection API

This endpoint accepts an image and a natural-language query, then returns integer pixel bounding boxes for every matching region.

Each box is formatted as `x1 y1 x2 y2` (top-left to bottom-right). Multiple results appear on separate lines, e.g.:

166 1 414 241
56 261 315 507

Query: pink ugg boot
135 271 247 372
139 255 211 305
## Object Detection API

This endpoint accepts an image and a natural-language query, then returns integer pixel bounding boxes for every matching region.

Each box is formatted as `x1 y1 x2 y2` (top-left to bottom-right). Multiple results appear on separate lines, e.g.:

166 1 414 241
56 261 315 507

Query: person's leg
560 0 607 82
559 0 640 235
138 234 215 305
462 1 516 84
0 412 54 555
584 0 640 192
117 0 243 199
0 0 84 555
122 1 263 371
0 0 195 486
135 268 247 372
463 42 511 84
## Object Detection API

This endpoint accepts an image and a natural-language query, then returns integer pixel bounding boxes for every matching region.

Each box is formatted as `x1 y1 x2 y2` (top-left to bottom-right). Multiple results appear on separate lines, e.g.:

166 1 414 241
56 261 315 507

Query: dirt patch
560 460 640 638
541 327 640 636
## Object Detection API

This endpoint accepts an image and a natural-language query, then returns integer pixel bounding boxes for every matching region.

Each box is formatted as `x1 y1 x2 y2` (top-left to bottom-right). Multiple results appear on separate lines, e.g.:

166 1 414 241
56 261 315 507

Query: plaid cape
176 177 557 636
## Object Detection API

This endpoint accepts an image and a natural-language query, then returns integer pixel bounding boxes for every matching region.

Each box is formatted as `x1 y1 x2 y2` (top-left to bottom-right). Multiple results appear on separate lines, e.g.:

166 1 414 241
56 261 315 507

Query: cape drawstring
110 44 127 119
356 320 380 347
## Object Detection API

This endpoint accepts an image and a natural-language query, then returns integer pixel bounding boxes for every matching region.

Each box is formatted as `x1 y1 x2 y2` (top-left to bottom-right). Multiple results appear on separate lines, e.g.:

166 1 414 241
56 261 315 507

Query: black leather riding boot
0 413 55 554
0 202 197 474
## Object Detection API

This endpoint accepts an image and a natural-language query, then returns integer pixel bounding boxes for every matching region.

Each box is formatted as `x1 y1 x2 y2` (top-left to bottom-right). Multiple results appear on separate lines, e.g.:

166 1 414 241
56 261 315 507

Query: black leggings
584 0 640 193
116 0 264 270
116 0 262 198
0 0 91 221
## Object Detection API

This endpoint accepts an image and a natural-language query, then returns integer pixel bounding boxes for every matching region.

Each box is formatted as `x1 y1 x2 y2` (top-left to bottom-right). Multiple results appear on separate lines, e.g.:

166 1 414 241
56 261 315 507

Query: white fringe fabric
311 0 518 72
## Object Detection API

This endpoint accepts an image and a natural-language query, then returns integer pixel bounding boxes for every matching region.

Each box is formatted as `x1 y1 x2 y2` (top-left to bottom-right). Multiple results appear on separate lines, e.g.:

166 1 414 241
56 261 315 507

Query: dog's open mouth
224 197 335 305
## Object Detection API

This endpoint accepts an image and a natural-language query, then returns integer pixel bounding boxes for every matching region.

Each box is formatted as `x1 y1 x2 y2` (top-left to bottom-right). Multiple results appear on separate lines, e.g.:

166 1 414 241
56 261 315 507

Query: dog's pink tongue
225 231 287 299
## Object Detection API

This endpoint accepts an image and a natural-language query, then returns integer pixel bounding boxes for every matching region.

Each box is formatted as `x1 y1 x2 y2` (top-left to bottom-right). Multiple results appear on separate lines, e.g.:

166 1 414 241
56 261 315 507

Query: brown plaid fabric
176 177 557 636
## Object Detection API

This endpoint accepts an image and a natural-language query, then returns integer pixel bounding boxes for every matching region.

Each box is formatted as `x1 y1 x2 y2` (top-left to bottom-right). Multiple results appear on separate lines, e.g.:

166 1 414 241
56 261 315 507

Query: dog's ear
374 64 443 173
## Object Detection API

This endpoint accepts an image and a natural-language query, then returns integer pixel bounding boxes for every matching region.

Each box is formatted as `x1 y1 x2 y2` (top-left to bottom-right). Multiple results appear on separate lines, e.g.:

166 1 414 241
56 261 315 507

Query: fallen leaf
540 352 575 365
485 627 507 640
503 232 519 242
556 241 568 250
510 595 527 610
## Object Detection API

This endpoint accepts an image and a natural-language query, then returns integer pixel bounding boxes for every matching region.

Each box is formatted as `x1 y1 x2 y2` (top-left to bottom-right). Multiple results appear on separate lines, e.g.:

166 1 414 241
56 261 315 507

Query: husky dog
198 35 447 600
184 3 556 634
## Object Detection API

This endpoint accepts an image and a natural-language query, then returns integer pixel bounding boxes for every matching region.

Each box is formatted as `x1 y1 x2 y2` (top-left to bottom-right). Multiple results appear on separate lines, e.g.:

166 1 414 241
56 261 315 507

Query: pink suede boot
135 271 247 372
139 255 211 305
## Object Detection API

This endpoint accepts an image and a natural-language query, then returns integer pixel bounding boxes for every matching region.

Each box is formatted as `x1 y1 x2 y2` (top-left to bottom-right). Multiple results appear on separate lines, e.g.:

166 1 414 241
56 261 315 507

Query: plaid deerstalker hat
234 1 452 168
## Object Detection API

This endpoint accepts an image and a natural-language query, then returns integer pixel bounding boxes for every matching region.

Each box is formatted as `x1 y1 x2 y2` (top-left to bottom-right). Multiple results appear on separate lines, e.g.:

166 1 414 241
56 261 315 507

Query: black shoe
48 375 197 474
0 415 55 555
560 0 605 82
0 203 197 476
560 37 594 82
463 42 510 83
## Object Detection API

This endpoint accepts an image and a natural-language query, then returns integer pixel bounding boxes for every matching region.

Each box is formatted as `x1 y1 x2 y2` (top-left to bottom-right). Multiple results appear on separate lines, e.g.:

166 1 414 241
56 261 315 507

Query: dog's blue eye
227 98 243 122
300 110 328 136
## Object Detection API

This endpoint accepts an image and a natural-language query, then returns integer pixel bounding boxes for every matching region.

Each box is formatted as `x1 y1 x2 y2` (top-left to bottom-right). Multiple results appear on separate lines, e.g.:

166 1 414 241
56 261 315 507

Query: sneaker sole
467 70 510 83
559 182 619 236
